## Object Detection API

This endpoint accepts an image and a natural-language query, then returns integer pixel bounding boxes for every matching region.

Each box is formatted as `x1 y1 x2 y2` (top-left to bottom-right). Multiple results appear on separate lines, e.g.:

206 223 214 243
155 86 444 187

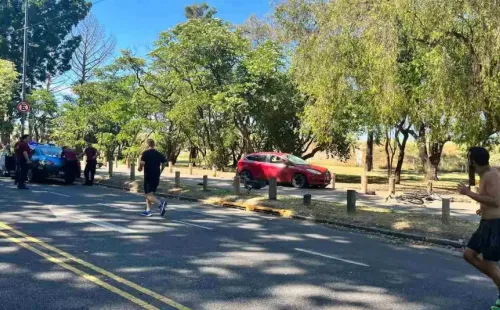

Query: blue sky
91 0 273 57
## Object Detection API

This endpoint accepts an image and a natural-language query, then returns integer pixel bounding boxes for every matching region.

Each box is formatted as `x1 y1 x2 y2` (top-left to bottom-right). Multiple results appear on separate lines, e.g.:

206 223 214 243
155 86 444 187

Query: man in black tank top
138 139 167 217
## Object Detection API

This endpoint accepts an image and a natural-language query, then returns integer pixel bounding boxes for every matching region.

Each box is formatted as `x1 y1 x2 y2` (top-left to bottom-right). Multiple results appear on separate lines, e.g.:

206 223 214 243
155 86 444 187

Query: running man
458 147 500 310
138 139 167 217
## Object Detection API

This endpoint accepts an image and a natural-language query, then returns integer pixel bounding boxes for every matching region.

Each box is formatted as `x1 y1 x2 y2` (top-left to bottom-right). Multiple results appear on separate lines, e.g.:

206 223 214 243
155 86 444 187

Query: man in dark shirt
83 143 98 186
138 139 167 217
61 146 78 182
14 135 32 190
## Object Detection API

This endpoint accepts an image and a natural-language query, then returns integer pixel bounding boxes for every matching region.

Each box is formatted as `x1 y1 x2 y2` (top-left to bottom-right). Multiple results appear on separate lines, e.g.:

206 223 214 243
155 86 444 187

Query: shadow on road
0 179 492 310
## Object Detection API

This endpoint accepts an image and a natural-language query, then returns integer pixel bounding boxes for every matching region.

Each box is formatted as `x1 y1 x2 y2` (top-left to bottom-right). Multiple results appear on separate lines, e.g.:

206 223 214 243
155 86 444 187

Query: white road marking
172 220 213 230
295 248 369 267
33 190 70 198
49 206 137 234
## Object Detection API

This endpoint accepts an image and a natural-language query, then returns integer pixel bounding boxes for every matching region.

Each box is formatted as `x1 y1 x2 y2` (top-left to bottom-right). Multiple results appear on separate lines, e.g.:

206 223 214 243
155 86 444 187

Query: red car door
267 155 288 182
241 154 268 181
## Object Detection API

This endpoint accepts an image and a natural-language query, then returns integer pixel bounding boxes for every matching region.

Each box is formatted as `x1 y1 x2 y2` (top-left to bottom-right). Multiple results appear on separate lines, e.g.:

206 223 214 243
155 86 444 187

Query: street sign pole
20 0 28 136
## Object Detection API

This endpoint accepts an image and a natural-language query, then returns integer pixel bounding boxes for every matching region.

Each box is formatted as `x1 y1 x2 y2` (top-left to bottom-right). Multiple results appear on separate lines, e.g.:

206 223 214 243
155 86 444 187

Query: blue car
27 142 81 184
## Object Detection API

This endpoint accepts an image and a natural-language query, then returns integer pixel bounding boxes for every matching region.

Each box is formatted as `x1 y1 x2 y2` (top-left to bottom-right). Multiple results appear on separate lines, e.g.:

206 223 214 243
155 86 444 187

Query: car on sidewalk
236 152 331 188
27 142 82 184
0 147 16 177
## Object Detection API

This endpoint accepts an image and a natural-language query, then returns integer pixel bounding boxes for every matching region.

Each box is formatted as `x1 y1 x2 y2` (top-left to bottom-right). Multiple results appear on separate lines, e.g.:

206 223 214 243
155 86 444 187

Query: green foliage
27 89 57 142
0 0 90 85
0 59 18 138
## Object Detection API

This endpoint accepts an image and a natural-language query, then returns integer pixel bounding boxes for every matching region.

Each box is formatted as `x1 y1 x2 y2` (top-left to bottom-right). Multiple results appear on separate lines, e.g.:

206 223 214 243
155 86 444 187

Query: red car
237 152 331 188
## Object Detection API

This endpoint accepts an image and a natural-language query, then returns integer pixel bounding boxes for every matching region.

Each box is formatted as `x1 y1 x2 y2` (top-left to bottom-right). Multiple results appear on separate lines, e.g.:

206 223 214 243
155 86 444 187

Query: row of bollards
123 162 452 224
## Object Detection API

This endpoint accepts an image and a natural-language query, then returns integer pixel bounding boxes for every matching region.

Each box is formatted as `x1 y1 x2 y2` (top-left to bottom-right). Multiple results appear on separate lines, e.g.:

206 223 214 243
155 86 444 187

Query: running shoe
160 200 167 217
141 211 152 217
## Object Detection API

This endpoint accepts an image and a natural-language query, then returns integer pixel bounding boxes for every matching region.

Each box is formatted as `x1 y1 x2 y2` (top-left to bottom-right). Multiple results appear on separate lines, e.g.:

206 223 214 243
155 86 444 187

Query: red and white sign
17 101 31 113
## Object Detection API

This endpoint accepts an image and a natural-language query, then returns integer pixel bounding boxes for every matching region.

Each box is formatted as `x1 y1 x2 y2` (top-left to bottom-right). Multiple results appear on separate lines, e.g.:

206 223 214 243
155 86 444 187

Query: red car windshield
286 154 308 165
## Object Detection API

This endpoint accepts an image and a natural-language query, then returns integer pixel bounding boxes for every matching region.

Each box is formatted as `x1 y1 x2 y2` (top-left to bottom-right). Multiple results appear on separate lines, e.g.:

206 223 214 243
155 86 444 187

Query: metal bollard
268 178 277 200
347 190 356 214
212 166 217 177
303 194 312 205
233 176 240 195
189 163 193 175
203 175 208 191
130 163 135 180
442 198 451 224
175 171 181 188
389 177 396 195
331 173 336 190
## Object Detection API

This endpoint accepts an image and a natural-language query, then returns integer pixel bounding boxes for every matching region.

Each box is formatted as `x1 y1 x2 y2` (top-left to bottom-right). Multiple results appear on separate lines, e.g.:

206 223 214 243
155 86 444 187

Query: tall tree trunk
394 129 410 184
365 131 374 172
385 134 392 177
189 146 198 166
416 124 430 173
428 142 446 181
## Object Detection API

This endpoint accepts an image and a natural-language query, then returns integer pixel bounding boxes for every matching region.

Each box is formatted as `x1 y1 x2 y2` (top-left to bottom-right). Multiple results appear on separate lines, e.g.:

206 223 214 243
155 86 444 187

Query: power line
13 0 110 32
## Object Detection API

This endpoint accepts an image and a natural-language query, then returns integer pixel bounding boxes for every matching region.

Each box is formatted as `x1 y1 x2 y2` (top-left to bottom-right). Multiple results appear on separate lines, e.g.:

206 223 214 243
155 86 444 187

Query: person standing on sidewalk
61 146 78 182
83 143 98 186
138 139 167 217
14 135 32 190
459 147 500 310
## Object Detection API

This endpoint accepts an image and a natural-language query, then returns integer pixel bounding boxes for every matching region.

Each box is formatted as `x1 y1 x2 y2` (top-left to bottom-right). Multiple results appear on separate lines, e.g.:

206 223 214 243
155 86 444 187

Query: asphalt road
99 167 480 222
0 177 493 309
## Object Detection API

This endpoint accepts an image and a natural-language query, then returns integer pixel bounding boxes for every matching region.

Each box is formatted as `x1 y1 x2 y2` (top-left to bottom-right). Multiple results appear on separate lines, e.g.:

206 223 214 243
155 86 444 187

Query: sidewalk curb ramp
94 178 465 249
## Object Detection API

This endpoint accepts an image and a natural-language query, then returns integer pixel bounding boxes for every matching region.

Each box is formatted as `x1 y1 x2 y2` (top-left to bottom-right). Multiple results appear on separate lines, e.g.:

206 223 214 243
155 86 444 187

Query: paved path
99 166 480 222
0 178 493 309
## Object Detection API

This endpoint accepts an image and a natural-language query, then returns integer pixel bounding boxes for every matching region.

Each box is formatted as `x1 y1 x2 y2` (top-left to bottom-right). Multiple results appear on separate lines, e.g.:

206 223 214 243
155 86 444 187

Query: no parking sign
17 101 31 114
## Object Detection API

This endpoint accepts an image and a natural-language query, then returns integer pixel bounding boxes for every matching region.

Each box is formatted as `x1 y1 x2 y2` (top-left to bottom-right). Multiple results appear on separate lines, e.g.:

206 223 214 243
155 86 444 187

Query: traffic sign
17 101 30 113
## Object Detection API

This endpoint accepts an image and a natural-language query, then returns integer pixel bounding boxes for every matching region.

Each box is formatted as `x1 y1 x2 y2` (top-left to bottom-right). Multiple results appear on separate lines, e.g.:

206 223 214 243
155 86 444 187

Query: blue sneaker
141 211 152 217
159 200 167 217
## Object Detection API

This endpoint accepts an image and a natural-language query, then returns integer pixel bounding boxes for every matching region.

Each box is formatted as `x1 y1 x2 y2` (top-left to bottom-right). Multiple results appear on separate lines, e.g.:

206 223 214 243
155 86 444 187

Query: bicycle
386 190 444 205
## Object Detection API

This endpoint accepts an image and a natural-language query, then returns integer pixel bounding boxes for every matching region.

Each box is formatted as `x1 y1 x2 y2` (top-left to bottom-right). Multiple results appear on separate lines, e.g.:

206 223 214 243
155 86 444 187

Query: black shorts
467 219 500 261
144 177 160 194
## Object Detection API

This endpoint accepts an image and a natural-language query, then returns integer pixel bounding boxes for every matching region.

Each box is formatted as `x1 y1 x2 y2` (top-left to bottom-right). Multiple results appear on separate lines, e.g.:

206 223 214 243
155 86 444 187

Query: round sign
17 101 31 113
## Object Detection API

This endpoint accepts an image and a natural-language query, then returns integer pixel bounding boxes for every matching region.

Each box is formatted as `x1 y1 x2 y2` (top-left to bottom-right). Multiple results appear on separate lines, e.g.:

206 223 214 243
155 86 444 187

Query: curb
290 215 464 248
94 178 466 249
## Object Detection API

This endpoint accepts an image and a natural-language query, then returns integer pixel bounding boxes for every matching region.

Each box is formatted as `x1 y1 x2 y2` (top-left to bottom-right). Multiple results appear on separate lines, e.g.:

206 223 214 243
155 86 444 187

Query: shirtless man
459 147 500 310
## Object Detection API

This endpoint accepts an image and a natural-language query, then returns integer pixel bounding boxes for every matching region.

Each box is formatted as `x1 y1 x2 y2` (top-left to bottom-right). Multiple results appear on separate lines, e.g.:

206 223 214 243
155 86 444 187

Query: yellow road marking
0 222 191 310
0 230 159 310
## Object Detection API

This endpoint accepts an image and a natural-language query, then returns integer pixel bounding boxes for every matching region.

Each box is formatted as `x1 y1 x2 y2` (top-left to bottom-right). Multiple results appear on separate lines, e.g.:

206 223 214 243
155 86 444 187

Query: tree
275 0 399 161
0 0 90 86
70 14 116 85
27 89 57 143
0 59 18 144
184 3 217 19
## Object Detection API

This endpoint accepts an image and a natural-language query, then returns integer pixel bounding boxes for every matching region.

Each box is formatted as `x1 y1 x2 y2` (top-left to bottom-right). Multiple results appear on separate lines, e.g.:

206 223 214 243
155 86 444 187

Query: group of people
6 135 167 218
5 135 100 189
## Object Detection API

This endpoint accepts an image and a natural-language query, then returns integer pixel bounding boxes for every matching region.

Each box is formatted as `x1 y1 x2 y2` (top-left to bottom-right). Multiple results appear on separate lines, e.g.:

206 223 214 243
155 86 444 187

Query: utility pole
20 0 28 136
